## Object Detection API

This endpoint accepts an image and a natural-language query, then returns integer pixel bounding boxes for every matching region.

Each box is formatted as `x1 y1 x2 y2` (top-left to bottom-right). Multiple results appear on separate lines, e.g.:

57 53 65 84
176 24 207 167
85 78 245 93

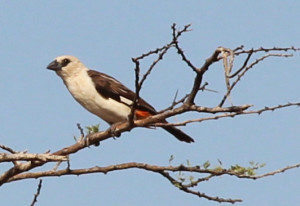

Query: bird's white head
46 55 87 78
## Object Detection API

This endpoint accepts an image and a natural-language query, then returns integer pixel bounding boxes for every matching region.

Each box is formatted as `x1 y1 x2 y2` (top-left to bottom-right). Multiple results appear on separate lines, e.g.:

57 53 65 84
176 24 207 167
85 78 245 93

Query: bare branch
30 179 42 206
0 153 68 162
185 47 222 105
0 144 18 154
235 46 300 55
155 102 300 127
132 45 171 61
171 23 198 73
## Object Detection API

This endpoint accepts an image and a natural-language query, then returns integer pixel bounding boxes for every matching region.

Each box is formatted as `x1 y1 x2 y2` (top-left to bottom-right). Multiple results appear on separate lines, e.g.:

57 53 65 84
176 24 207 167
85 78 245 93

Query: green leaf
85 124 100 134
203 161 211 169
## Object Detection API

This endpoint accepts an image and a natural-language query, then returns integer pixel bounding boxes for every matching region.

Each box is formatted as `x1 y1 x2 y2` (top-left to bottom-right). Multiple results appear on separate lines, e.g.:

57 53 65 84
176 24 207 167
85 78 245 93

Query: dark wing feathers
87 70 157 114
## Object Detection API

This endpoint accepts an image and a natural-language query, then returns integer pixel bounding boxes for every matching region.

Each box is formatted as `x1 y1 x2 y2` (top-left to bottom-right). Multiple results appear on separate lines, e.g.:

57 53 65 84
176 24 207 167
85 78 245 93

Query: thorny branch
1 24 300 204
155 102 300 127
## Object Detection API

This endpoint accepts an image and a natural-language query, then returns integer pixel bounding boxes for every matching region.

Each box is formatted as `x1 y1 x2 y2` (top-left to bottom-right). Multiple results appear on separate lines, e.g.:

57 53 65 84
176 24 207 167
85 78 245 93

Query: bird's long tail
162 126 194 143
135 110 194 143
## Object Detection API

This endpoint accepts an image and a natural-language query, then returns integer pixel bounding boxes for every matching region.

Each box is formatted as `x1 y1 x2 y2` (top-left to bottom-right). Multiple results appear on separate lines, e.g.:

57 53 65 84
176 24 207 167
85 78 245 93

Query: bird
46 55 194 143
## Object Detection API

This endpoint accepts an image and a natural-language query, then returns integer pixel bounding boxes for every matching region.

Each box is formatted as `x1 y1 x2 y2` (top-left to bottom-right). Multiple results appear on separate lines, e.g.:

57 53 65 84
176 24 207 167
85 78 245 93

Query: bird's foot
83 134 100 147
109 122 127 138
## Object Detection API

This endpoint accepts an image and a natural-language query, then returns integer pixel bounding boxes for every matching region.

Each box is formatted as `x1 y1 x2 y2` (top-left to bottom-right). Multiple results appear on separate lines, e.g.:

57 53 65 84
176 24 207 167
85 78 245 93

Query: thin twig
171 23 198 72
245 163 300 179
0 144 18 154
77 123 85 137
235 46 299 55
30 179 43 206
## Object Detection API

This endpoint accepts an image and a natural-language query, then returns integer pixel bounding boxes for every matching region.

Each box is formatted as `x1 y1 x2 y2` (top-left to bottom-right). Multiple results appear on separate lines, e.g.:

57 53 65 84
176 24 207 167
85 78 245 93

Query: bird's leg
109 121 127 138
84 135 100 147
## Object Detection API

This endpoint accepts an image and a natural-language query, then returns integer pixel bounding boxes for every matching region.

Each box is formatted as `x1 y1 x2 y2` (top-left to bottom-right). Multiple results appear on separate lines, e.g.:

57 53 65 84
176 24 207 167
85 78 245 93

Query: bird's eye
61 58 70 67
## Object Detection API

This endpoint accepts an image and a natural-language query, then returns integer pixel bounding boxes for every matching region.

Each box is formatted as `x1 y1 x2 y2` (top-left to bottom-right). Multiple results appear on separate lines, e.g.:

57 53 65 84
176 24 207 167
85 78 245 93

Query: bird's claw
84 135 100 147
109 123 122 138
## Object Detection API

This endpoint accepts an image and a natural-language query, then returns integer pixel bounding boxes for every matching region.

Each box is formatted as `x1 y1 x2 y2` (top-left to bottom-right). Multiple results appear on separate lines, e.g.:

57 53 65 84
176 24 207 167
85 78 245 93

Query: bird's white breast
62 70 131 124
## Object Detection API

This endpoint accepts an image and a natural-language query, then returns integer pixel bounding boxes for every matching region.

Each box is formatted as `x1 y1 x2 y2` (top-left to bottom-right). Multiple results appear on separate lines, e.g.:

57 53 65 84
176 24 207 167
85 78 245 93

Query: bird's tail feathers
162 126 194 143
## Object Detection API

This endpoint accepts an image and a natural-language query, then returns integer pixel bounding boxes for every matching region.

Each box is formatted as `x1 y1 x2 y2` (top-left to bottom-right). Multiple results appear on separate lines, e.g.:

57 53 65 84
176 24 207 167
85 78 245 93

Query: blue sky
0 1 300 205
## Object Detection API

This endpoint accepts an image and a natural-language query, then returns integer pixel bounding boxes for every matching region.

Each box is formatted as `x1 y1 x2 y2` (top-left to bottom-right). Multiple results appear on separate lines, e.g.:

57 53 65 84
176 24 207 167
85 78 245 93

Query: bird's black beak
47 60 62 71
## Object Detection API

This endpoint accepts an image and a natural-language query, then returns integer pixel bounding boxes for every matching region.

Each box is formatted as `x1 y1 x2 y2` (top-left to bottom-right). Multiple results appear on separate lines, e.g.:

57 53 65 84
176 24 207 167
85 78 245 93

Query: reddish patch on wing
135 110 152 119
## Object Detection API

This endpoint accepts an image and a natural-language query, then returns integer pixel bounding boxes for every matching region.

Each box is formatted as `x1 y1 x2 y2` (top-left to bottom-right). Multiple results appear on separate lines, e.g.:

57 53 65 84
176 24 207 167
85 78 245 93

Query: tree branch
7 160 300 203
0 153 68 163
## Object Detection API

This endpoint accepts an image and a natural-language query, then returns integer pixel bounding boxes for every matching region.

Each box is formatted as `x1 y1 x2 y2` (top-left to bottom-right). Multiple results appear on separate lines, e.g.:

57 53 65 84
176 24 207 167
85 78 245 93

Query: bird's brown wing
87 70 157 114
